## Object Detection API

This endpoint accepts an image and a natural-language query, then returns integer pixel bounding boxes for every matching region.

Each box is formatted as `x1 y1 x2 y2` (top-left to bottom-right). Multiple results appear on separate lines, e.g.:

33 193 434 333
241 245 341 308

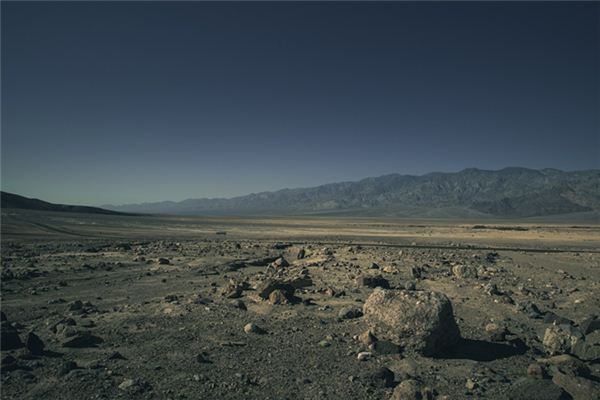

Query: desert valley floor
1 209 599 399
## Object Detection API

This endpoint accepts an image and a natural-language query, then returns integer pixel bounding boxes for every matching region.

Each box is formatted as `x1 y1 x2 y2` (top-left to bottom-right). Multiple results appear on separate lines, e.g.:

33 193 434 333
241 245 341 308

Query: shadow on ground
435 338 528 362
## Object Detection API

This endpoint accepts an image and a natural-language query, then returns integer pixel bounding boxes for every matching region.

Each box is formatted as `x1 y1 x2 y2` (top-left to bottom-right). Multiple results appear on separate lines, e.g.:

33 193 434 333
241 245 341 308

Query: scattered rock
26 332 45 356
465 378 477 390
357 351 371 361
391 379 433 400
369 367 394 388
297 248 306 259
452 264 478 279
543 324 583 356
244 323 265 334
256 279 295 300
526 363 547 379
552 370 600 400
338 306 363 320
579 315 600 335
230 299 247 310
268 289 290 305
506 377 566 400
157 258 170 265
62 332 103 348
59 361 78 376
355 275 390 289
485 323 508 342
363 288 461 356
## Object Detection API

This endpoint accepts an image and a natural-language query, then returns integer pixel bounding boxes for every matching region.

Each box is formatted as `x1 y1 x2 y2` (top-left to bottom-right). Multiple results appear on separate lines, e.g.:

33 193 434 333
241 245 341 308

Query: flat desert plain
1 209 600 399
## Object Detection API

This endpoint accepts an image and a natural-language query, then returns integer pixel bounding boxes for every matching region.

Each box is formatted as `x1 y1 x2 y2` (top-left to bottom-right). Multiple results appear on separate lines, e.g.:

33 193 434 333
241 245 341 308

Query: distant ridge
105 167 600 218
1 192 135 216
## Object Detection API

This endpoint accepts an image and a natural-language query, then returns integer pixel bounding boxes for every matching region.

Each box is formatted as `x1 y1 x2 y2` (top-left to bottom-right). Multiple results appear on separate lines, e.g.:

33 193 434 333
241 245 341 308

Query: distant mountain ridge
1 192 134 216
106 168 600 218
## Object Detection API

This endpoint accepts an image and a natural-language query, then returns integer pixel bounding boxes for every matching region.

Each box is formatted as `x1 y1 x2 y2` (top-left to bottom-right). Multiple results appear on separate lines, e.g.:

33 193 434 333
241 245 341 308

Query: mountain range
104 168 600 218
0 192 132 216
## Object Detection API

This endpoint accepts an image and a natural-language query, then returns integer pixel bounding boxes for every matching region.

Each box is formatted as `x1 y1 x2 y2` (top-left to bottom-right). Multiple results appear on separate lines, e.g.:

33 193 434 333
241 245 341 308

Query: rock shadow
434 338 527 362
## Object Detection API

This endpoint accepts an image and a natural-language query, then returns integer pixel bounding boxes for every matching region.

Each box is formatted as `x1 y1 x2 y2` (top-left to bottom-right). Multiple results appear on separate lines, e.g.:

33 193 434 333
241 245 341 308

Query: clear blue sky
2 2 599 206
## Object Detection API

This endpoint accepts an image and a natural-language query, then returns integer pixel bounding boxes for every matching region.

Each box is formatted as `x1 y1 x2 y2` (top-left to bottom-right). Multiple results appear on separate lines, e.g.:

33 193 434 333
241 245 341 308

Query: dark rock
108 351 126 360
369 367 395 388
1 322 23 350
157 258 170 265
26 332 44 356
62 332 103 348
579 315 600 335
544 312 573 326
391 379 434 400
355 275 390 289
230 299 247 310
256 279 295 300
59 361 78 375
506 378 566 400
552 370 600 400
572 331 600 361
338 306 363 320
0 311 6 321
297 248 306 259
272 242 292 249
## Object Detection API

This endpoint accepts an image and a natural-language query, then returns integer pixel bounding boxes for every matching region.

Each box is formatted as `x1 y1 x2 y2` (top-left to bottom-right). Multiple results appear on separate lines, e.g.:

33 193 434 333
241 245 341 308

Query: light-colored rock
363 288 460 356
543 324 583 355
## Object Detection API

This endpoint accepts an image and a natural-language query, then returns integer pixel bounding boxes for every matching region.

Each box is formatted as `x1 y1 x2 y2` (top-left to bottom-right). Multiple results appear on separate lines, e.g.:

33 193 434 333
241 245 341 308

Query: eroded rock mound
363 288 460 356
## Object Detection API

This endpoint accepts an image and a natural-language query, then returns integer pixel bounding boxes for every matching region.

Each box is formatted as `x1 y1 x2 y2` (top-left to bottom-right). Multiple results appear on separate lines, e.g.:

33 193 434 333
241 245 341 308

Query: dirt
1 209 599 399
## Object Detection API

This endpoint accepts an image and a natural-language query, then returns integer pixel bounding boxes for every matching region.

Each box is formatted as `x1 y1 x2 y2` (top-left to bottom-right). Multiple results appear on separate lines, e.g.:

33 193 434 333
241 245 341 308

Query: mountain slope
105 168 600 218
1 192 135 216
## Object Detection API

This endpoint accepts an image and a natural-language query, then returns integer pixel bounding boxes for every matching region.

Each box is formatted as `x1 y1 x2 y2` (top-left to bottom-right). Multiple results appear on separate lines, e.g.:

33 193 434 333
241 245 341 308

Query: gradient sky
2 2 599 206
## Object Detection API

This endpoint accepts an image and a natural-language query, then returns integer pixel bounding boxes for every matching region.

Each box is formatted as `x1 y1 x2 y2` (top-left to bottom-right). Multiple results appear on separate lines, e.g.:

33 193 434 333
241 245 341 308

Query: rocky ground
1 211 600 399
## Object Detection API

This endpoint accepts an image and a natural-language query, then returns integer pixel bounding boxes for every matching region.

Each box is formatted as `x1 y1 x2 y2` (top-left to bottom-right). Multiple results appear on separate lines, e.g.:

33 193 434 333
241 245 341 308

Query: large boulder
363 289 460 356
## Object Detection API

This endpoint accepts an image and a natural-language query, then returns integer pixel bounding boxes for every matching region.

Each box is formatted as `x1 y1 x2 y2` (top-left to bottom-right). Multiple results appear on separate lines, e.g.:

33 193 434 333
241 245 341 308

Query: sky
2 2 599 206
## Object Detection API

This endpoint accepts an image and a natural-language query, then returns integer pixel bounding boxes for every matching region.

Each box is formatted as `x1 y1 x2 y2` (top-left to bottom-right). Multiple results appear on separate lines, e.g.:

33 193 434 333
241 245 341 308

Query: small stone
268 289 290 305
297 249 306 259
119 378 135 390
230 299 247 310
355 275 390 289
369 367 394 388
484 283 500 295
452 265 478 279
391 379 430 400
357 351 371 361
60 360 78 375
338 306 363 320
465 378 477 390
527 363 547 379
318 340 331 348
157 258 170 265
485 323 508 342
358 330 377 346
244 323 264 334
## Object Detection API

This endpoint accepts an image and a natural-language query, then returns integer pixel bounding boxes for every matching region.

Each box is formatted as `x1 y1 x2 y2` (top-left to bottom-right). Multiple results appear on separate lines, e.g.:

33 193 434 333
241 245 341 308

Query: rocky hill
106 168 600 218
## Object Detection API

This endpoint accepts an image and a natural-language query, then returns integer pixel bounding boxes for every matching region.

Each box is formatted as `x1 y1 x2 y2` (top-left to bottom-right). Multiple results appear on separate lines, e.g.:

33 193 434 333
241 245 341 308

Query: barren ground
1 209 599 399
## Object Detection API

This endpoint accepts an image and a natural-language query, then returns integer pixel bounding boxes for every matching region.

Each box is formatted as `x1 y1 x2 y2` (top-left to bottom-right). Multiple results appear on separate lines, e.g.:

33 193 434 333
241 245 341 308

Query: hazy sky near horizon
2 2 599 206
